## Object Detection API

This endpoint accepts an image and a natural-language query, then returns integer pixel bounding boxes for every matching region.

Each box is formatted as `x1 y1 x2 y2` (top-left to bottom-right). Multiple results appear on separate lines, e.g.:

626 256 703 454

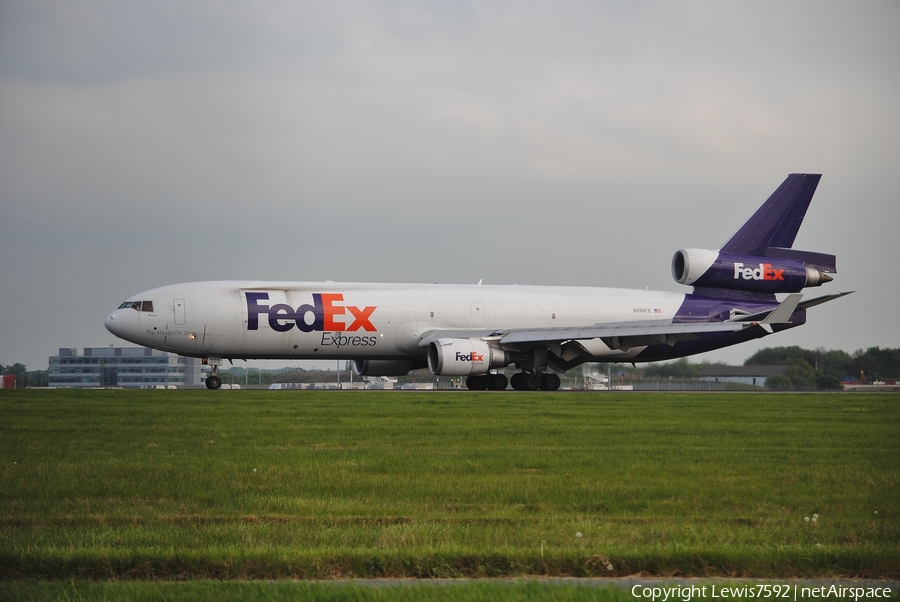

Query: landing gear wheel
510 372 524 390
203 357 224 390
465 374 489 390
523 373 541 391
488 373 509 390
511 372 540 391
540 373 561 391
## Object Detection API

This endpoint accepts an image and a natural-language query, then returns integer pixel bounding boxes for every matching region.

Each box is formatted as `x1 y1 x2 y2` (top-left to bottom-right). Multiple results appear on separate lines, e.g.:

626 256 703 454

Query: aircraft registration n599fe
106 174 851 390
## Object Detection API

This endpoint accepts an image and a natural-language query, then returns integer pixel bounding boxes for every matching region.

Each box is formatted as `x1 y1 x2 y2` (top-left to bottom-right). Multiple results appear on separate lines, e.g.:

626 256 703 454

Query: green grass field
0 578 648 602
1 389 897 587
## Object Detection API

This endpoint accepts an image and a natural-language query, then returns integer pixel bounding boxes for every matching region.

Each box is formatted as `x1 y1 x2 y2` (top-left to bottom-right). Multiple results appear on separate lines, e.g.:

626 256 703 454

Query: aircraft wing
418 294 818 353
495 320 756 351
419 319 761 353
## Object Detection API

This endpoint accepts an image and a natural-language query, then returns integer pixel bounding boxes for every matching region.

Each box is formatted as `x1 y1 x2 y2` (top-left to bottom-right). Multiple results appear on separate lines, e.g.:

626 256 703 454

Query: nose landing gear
203 357 223 390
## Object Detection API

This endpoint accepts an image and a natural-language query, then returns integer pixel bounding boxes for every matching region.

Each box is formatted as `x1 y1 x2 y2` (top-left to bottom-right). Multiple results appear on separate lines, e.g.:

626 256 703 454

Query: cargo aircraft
106 174 850 390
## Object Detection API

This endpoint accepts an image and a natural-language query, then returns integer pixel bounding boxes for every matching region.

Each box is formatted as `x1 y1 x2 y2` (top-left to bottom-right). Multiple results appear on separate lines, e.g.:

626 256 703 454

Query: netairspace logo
630 584 893 602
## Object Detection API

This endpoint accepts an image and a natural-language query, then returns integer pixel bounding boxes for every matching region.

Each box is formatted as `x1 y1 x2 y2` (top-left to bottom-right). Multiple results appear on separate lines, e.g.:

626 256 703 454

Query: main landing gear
204 357 223 390
464 372 561 391
510 371 561 391
465 373 509 391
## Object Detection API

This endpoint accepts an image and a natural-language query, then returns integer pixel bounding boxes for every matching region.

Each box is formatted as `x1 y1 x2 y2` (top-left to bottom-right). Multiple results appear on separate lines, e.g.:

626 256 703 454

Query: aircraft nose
105 310 124 337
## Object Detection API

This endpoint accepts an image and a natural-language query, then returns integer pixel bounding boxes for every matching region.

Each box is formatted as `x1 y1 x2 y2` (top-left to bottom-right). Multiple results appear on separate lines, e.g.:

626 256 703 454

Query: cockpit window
118 301 153 312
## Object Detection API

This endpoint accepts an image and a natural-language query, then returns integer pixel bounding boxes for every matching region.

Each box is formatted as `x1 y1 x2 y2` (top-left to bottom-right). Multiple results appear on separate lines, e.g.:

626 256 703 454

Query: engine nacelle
672 248 832 293
352 360 415 377
427 339 508 376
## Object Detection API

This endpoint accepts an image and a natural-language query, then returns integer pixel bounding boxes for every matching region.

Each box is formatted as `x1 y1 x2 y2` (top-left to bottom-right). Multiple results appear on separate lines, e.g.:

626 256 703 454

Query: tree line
744 345 899 390
3 347 897 390
639 346 899 390
0 363 49 388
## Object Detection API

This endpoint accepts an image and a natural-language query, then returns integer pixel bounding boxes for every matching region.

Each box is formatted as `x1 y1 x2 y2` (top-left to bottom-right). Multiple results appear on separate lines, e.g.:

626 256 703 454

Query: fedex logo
246 292 376 333
455 351 485 362
733 262 784 281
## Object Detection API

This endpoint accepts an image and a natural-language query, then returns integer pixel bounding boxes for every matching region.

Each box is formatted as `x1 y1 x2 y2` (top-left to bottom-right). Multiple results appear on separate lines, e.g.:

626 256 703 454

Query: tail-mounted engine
672 248 834 294
427 339 509 376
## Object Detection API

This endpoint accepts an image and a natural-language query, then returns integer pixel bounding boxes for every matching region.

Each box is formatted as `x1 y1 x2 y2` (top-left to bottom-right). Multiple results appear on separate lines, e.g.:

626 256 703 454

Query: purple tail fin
686 173 837 301
721 173 821 254
719 173 835 273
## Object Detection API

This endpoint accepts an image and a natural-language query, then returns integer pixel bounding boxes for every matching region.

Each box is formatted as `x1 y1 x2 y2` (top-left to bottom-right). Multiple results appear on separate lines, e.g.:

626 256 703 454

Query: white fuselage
105 280 686 361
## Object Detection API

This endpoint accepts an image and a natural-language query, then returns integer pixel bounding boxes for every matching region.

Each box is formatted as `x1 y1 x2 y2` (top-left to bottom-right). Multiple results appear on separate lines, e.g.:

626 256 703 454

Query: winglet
762 293 803 325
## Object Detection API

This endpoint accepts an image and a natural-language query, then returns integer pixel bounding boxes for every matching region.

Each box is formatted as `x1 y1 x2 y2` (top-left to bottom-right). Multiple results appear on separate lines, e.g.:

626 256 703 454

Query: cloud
1 1 898 369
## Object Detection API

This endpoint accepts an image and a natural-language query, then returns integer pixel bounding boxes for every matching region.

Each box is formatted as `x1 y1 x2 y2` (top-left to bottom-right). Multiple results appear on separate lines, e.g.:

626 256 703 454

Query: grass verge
1 389 897 579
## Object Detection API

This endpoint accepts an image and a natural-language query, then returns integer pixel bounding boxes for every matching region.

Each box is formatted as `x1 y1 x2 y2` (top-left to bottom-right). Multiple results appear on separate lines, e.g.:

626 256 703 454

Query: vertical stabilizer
721 174 821 254
675 173 836 300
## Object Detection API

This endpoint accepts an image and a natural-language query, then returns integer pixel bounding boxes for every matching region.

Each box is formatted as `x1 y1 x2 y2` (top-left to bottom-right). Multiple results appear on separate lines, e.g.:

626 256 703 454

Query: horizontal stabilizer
797 290 855 310
730 291 853 324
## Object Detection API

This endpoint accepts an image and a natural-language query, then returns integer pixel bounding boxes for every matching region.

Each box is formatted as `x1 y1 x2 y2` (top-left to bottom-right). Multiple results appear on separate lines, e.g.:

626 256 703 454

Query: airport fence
629 379 729 391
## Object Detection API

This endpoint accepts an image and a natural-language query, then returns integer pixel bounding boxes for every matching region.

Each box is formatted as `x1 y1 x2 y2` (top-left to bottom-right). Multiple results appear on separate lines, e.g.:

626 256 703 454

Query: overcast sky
1 1 898 371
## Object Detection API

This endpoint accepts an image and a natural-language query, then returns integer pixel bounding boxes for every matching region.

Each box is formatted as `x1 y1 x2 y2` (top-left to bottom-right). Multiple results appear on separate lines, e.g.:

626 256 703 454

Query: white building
698 365 788 388
49 347 202 388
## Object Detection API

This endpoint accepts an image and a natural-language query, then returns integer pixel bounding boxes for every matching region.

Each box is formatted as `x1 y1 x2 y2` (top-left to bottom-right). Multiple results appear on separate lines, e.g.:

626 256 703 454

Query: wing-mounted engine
427 339 509 376
672 248 834 294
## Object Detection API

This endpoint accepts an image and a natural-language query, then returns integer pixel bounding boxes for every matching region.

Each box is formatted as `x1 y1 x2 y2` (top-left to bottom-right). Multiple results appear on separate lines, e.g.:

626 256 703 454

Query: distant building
698 365 789 388
49 347 202 388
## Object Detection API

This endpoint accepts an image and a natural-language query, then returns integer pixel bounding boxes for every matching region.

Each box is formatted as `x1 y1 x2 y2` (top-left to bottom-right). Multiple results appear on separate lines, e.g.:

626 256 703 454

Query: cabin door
174 299 186 325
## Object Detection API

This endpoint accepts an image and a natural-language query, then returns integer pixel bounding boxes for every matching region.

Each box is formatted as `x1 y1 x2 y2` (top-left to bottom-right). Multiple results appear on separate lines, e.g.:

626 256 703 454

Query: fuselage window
142 301 154 313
